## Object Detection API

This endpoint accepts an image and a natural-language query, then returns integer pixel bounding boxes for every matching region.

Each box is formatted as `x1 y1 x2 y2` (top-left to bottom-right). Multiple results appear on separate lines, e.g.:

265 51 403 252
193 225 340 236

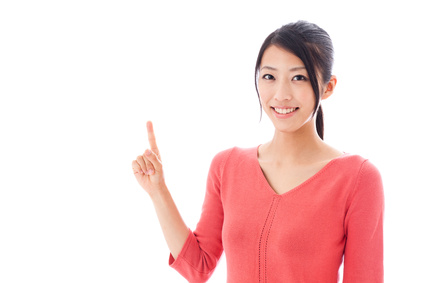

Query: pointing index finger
146 121 159 155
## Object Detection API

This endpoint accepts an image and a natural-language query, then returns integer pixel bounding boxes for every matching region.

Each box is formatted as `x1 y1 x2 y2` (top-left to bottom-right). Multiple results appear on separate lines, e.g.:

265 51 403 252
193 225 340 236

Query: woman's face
258 45 318 135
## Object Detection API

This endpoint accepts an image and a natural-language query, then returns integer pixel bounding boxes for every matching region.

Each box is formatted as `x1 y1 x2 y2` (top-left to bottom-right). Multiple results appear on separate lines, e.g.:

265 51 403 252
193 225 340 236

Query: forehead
261 45 304 69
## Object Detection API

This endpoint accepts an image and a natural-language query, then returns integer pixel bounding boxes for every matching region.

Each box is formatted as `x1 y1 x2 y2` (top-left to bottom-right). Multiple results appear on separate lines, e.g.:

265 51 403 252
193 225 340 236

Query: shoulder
337 154 381 178
212 146 257 162
327 154 383 194
339 154 384 204
209 146 257 170
353 157 383 194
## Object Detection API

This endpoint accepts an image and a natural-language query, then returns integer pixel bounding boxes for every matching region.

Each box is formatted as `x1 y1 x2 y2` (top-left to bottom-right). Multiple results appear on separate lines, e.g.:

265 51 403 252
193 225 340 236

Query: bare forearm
132 121 189 259
150 185 190 259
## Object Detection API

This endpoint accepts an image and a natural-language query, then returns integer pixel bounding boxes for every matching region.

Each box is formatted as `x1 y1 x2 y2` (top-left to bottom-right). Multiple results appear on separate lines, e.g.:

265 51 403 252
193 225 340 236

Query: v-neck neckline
254 145 348 197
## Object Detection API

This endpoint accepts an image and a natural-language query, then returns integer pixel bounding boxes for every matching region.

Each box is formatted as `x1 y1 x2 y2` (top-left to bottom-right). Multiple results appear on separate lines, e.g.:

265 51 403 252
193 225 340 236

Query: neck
264 121 325 165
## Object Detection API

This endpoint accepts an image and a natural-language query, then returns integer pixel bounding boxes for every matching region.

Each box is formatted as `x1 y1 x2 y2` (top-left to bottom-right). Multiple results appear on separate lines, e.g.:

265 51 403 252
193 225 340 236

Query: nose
274 81 292 101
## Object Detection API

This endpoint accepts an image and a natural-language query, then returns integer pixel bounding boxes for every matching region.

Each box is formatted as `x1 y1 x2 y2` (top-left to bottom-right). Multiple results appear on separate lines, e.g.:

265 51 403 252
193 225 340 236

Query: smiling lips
272 107 299 115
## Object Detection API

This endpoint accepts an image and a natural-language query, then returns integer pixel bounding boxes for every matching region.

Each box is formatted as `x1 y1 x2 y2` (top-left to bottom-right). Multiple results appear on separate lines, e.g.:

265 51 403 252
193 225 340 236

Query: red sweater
169 146 384 282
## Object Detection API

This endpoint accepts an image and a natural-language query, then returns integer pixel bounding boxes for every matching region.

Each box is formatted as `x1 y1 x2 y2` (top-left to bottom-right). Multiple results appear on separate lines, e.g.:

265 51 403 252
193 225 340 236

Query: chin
269 118 316 137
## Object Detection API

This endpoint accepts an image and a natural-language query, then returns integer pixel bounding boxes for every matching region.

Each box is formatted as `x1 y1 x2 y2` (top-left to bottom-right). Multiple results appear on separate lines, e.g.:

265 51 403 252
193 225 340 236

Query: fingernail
146 149 152 156
147 169 154 175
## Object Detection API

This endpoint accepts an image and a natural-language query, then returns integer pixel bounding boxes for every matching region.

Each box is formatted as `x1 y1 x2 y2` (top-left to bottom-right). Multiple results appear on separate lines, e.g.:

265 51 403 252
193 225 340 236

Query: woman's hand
132 121 166 196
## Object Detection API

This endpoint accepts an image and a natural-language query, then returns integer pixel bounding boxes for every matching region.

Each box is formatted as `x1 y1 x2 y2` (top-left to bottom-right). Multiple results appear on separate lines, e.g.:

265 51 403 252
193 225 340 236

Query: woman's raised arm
132 121 189 259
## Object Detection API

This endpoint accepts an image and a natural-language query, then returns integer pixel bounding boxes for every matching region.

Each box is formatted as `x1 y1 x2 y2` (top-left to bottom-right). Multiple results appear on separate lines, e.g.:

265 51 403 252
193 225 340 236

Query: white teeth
274 107 297 114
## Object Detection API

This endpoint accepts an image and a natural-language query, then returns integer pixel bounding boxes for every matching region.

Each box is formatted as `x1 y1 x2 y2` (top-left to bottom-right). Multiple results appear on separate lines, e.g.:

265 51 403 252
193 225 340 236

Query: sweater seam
258 197 278 282
219 147 236 179
344 159 369 234
350 159 369 206
264 197 280 283
218 147 236 199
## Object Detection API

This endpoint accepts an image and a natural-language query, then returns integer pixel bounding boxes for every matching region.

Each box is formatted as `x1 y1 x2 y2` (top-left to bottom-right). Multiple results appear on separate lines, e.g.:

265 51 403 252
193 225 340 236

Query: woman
132 21 384 282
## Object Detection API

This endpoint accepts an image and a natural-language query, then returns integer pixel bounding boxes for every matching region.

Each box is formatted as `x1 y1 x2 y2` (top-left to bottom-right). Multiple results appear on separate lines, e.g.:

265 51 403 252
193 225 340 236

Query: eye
292 75 308 81
262 74 275 80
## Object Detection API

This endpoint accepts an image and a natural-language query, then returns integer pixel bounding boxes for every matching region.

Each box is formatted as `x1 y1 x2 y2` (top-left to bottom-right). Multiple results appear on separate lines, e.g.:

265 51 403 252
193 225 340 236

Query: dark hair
254 20 334 140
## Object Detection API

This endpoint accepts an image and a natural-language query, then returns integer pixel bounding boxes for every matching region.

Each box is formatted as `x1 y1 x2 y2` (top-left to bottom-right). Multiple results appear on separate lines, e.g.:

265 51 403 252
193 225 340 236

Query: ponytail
316 105 324 140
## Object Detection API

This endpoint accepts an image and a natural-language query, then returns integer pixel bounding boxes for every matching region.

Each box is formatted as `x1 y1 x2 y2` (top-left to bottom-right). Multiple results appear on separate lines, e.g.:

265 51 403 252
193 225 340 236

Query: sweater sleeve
343 160 384 282
168 149 230 283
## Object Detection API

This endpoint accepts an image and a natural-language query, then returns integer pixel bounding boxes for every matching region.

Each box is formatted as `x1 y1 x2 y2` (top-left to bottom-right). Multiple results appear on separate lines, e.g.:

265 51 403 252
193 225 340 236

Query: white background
1 1 423 282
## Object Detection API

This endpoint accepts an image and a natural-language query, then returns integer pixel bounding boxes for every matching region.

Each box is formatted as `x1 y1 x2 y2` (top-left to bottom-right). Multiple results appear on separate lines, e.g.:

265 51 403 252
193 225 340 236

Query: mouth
272 107 299 115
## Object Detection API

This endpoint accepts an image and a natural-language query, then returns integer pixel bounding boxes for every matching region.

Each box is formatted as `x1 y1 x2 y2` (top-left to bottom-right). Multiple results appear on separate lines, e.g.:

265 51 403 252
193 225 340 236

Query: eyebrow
289 66 306 72
260 65 306 72
260 66 278 71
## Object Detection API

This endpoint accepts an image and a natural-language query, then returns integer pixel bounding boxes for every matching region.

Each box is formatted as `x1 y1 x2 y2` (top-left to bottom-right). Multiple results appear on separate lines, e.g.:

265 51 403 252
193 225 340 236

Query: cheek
257 85 273 104
259 92 272 109
297 89 316 108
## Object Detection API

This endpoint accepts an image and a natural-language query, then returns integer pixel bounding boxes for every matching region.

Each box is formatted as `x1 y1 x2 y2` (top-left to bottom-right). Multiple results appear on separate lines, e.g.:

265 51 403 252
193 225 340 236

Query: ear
321 75 337 100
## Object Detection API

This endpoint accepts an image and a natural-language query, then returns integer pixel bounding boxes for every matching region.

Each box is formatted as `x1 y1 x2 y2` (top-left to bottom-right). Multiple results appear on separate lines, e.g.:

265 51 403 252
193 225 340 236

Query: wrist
148 184 169 202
